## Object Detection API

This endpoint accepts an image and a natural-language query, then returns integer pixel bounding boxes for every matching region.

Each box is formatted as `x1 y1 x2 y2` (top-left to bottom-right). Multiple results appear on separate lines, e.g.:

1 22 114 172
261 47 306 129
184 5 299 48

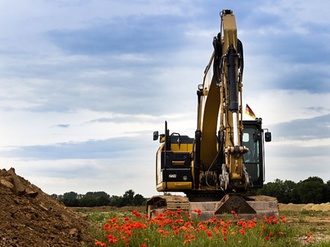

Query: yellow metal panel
222 13 237 50
172 161 185 165
166 182 192 190
157 182 192 191
199 76 220 166
171 143 193 152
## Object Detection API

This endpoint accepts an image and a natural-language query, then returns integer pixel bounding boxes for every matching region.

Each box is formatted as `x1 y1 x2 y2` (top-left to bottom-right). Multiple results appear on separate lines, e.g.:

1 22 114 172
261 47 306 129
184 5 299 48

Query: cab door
242 120 265 188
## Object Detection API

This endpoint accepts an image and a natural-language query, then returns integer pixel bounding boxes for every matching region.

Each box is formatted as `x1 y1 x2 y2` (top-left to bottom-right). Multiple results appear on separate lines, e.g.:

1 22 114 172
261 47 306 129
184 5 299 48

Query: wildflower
184 221 193 229
95 241 106 247
305 232 314 243
140 244 147 247
134 221 147 229
175 219 184 225
180 225 189 232
103 223 111 231
247 220 256 229
239 221 247 228
177 208 184 212
108 217 118 223
193 209 202 216
220 219 228 228
239 229 245 235
220 227 228 235
132 210 141 217
184 239 191 244
198 222 207 231
107 234 118 244
207 230 212 237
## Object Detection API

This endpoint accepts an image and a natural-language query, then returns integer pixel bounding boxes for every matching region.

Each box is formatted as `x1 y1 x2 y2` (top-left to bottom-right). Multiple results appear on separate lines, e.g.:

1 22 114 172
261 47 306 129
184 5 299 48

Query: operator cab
242 118 271 188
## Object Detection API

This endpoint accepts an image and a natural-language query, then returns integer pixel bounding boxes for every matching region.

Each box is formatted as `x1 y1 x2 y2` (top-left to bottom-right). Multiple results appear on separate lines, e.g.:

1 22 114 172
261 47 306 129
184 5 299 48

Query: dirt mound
302 203 330 211
0 168 93 247
279 203 330 212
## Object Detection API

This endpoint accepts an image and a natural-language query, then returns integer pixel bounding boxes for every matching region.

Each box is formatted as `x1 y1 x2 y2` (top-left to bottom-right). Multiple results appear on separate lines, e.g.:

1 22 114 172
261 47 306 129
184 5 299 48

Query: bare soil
279 203 330 230
279 203 330 243
0 168 94 247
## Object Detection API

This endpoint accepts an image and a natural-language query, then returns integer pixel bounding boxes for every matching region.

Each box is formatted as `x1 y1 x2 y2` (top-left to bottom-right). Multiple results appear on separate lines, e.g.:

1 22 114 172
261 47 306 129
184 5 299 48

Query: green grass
82 209 330 247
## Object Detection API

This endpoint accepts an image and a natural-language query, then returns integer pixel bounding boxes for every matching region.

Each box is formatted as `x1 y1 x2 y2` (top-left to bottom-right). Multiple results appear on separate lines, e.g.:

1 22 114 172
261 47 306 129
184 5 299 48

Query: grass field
75 207 330 247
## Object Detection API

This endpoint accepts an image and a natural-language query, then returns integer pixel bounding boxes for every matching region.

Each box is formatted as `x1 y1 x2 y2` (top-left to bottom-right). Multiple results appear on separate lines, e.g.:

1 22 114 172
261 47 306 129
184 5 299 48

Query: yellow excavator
147 10 278 219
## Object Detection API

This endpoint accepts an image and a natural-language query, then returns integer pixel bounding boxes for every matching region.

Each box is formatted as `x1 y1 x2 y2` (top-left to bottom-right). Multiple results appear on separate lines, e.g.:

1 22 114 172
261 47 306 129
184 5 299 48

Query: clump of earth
0 168 93 247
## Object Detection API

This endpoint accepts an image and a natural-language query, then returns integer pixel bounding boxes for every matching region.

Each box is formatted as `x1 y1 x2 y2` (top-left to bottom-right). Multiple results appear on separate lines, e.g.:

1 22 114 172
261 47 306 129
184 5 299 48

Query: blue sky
0 0 329 197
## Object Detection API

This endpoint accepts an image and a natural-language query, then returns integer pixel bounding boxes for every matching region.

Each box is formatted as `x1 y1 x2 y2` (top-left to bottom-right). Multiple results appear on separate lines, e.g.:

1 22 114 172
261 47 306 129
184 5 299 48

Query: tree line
251 176 330 204
51 189 146 207
52 176 330 207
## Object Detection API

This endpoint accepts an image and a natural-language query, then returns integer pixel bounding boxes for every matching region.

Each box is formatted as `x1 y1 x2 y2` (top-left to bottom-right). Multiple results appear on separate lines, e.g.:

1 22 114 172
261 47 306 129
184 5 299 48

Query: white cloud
244 90 330 124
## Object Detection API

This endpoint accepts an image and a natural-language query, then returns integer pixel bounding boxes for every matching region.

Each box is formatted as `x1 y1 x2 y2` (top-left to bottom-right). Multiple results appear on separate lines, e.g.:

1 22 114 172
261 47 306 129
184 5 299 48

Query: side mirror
153 131 159 141
265 131 272 142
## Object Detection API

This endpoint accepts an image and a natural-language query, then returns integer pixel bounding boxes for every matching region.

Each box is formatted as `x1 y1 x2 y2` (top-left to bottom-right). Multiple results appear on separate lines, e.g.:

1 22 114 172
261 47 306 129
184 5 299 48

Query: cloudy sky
0 0 329 197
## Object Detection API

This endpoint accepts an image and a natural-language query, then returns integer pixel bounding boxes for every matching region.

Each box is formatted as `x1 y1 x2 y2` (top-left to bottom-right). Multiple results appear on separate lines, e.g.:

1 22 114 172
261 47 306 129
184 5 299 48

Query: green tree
325 180 330 202
109 195 123 207
79 191 110 207
121 190 135 207
296 177 326 204
62 191 80 206
133 194 146 206
257 179 283 200
256 179 299 203
281 180 299 203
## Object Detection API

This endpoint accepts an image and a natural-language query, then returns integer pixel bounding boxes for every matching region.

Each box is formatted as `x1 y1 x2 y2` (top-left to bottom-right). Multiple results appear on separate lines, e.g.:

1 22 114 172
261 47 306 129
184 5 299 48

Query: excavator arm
195 9 248 192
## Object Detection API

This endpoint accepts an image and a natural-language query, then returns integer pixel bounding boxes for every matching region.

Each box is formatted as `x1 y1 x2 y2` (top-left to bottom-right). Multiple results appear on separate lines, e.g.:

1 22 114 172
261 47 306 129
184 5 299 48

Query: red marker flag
245 104 256 119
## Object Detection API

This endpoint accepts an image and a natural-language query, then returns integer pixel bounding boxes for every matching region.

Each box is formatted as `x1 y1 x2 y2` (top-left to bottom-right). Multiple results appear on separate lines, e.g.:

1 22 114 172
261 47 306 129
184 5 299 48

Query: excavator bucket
214 194 256 215
189 195 279 220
